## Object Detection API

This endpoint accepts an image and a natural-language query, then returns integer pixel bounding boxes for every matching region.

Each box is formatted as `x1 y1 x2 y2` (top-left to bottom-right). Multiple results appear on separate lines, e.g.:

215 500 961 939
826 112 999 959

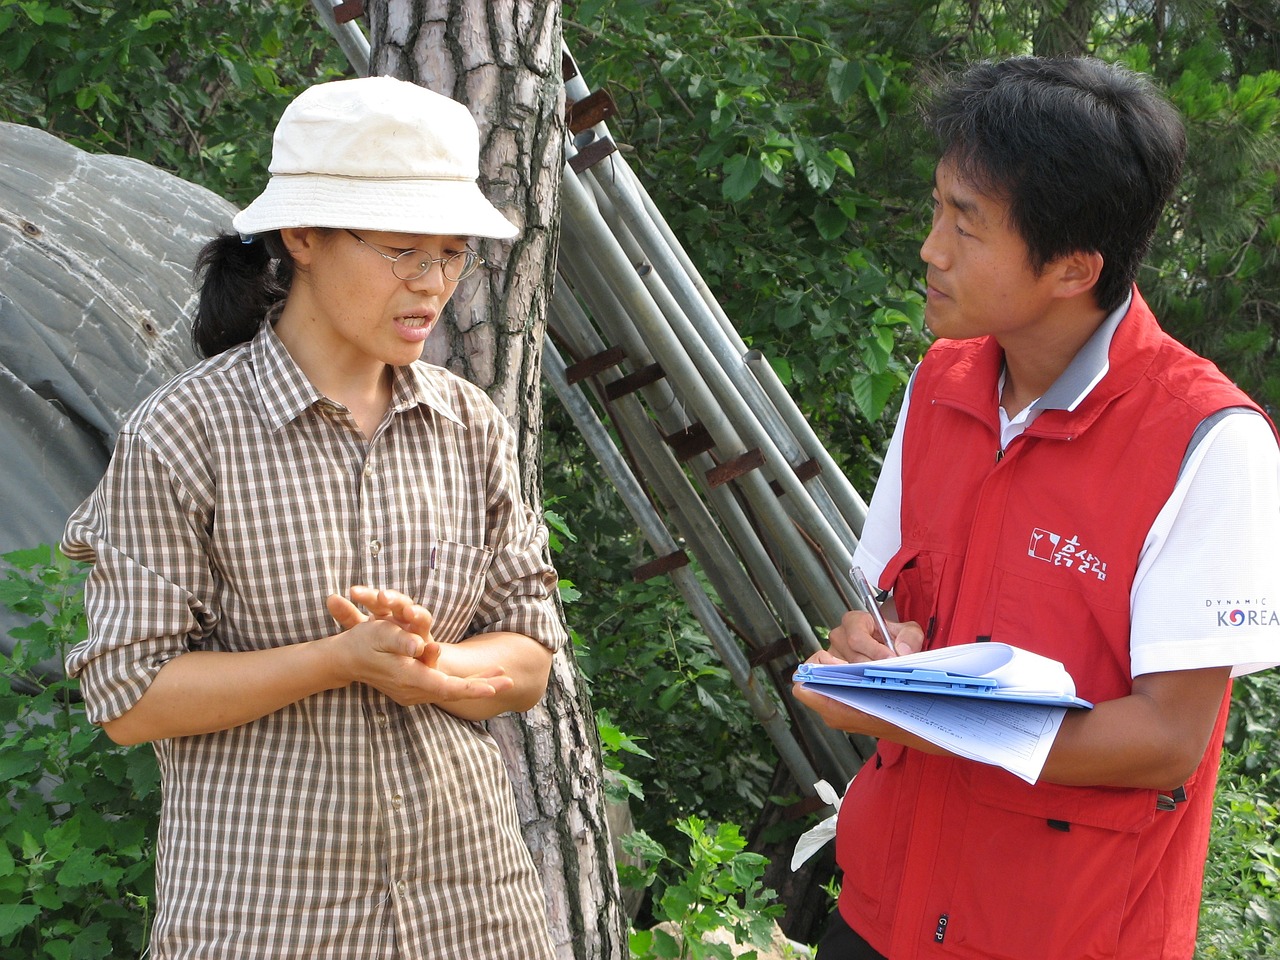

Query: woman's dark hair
925 57 1186 312
191 232 294 357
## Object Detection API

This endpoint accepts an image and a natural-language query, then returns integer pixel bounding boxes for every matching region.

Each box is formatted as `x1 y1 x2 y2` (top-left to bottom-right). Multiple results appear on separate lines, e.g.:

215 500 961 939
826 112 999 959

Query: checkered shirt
63 323 565 959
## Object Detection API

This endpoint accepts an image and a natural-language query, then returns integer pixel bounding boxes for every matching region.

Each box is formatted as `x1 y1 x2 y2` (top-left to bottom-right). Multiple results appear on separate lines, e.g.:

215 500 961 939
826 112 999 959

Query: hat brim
231 174 519 240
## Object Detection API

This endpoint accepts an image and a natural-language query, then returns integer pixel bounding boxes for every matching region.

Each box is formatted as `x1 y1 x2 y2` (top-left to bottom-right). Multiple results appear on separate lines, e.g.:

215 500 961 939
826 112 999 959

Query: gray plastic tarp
0 121 236 655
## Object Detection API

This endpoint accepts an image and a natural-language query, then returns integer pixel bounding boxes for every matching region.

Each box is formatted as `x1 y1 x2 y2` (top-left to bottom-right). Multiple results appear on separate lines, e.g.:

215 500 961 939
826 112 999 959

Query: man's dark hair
925 57 1186 312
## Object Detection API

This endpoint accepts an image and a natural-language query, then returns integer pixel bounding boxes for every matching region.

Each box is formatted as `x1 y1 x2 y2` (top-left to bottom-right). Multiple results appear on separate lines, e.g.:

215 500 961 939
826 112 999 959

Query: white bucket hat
231 75 518 240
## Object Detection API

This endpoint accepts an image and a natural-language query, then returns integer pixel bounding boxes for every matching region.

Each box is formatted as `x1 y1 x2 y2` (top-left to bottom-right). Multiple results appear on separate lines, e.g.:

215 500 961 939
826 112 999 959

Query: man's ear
1053 249 1105 300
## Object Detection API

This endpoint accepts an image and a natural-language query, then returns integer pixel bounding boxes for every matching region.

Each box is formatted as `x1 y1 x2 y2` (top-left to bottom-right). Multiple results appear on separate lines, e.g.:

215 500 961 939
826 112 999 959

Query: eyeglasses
344 229 484 282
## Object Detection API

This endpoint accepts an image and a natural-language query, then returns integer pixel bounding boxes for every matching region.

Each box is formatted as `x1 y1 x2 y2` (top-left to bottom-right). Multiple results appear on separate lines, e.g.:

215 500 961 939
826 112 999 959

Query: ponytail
191 232 293 357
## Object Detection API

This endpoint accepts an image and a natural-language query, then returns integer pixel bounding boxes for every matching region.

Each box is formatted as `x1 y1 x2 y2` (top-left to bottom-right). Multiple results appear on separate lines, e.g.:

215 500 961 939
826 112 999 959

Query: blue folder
794 660 1093 709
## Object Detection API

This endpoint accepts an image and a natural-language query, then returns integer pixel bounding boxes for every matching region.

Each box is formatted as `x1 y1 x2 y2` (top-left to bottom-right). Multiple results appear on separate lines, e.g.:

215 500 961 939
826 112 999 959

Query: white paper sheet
808 685 1067 783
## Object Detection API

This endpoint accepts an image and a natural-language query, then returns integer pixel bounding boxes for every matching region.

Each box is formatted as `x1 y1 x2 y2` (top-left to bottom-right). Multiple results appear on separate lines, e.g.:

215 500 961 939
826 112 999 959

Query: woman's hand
325 586 513 707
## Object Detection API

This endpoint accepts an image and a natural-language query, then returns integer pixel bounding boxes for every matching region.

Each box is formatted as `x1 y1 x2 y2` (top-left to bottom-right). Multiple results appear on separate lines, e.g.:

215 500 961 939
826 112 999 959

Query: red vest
836 291 1267 959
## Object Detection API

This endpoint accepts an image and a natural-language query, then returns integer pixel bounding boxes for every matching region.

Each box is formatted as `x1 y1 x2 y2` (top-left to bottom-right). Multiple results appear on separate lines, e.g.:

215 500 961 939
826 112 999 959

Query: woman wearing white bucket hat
62 76 562 959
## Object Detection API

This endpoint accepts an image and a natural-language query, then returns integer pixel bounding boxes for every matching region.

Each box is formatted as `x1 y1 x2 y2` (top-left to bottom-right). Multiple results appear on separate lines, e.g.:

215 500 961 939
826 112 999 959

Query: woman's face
278 227 473 373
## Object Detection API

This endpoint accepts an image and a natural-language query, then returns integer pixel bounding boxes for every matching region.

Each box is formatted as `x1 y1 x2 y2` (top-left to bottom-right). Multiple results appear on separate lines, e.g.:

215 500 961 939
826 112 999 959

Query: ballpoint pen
850 565 897 658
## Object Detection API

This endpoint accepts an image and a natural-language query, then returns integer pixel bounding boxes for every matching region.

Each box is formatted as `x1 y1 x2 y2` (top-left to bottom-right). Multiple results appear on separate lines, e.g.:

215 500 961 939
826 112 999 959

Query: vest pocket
882 549 947 647
945 765 1156 959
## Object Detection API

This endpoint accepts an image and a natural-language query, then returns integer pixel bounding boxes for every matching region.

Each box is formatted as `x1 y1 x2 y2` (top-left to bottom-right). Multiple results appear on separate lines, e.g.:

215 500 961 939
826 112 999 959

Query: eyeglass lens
392 249 480 282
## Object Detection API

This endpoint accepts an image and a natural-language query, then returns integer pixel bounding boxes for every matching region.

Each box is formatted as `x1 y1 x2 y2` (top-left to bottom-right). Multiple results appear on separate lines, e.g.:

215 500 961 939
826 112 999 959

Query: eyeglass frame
343 229 485 282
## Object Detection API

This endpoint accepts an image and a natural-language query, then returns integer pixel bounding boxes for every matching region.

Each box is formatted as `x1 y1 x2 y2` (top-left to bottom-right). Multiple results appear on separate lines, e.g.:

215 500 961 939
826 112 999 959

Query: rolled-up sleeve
62 428 217 723
470 414 567 652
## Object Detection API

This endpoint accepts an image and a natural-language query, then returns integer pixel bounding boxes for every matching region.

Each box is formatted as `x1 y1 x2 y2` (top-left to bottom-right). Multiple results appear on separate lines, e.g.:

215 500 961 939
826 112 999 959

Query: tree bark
366 3 626 958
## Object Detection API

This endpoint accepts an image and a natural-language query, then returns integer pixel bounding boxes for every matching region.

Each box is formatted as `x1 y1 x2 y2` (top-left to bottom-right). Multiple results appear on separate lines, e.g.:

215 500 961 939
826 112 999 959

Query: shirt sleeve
1131 412 1280 678
851 375 913 591
469 413 567 653
61 428 218 723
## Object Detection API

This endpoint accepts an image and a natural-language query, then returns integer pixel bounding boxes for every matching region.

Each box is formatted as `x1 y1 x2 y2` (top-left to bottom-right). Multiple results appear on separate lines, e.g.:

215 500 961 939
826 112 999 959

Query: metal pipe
543 339 833 789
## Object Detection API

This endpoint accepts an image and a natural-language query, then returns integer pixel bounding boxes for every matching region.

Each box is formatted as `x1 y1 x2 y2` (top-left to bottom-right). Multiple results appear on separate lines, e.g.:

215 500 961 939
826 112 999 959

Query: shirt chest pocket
420 539 494 644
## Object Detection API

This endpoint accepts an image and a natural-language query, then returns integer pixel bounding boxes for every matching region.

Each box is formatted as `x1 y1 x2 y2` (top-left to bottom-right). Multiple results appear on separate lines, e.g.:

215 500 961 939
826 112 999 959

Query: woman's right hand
324 588 513 707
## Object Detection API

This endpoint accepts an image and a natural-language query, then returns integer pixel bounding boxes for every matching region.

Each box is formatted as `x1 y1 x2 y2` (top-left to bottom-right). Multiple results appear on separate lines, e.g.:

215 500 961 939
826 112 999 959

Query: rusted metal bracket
569 136 618 173
565 346 627 385
603 362 664 401
769 457 821 496
662 422 716 461
632 550 690 582
332 0 364 24
747 634 803 668
706 448 765 488
561 50 579 82
566 89 618 134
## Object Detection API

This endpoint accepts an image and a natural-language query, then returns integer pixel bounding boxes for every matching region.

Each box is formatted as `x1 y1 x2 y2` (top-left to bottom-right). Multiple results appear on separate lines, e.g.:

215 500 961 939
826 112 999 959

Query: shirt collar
252 322 467 431
1033 290 1132 414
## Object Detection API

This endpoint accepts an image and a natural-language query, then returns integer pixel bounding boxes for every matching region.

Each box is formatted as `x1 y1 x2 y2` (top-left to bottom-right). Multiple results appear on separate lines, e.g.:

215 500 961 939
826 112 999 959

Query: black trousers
816 910 888 960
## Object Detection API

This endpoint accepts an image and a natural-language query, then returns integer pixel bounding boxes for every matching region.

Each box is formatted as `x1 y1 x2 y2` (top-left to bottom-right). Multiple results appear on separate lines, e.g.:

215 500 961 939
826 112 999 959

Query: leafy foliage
1225 670 1280 776
0 547 160 960
2 0 1279 954
622 816 786 959
566 554 778 851
0 0 348 205
568 0 929 478
1197 748 1280 959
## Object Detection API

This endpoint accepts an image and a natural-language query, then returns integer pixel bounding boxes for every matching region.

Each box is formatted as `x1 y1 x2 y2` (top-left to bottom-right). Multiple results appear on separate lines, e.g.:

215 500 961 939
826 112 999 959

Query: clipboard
794 649 1094 710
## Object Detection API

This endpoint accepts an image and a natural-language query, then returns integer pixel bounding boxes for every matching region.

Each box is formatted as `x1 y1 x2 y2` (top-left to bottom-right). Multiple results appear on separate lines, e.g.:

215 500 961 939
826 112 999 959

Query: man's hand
826 608 925 662
790 606 942 751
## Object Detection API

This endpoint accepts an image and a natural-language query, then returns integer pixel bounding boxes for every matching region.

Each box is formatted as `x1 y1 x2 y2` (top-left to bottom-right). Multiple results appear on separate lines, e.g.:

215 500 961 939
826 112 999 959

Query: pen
850 565 897 658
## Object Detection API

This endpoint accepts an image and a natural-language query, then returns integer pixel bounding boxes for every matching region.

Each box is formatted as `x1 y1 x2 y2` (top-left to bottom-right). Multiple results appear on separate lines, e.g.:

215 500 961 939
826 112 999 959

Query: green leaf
0 749 40 782
768 355 792 385
721 154 763 204
828 148 855 179
813 203 848 241
659 881 698 921
799 143 837 194
652 926 681 959
729 852 767 888
850 370 902 422
134 9 174 30
56 849 121 889
628 927 653 954
0 902 40 938
827 58 863 105
656 680 684 711
621 829 667 862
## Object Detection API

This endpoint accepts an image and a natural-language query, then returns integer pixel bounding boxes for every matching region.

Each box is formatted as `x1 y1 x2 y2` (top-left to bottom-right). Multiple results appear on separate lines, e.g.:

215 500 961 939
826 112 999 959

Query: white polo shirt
854 297 1280 678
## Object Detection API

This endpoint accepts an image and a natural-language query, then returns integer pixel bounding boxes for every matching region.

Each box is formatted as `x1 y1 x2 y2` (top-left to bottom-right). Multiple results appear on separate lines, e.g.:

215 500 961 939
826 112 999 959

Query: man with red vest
795 57 1280 959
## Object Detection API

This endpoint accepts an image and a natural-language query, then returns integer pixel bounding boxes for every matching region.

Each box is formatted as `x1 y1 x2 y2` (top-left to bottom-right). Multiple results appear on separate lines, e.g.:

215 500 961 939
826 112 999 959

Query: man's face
920 158 1063 346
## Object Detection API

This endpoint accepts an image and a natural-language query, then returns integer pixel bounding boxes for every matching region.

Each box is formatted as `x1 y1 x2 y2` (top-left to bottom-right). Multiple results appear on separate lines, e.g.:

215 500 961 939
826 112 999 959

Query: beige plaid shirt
63 323 565 960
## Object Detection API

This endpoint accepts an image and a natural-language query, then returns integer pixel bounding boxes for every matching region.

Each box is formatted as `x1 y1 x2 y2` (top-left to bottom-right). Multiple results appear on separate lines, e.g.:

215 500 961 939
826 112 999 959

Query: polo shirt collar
1029 290 1132 415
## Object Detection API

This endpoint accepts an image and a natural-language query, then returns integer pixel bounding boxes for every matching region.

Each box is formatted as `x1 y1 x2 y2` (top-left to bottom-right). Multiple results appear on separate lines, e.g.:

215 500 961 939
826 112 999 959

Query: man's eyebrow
934 176 990 227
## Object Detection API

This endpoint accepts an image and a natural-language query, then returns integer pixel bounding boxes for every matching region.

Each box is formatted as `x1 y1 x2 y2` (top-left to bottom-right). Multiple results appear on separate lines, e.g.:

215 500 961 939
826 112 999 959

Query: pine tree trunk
367 3 626 957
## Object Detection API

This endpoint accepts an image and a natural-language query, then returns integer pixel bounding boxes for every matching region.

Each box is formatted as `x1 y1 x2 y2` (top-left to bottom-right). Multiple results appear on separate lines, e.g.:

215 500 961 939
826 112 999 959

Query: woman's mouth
395 313 436 341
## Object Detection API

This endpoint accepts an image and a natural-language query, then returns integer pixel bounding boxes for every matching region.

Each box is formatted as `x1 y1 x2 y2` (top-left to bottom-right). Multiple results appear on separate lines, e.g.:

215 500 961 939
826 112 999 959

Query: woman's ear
279 227 322 268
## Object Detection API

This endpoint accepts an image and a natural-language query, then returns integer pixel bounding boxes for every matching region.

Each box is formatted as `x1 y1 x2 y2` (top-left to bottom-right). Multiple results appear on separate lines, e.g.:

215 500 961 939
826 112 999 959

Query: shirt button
397 880 408 896
363 462 375 478
369 539 382 556
390 794 403 809
375 713 389 728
